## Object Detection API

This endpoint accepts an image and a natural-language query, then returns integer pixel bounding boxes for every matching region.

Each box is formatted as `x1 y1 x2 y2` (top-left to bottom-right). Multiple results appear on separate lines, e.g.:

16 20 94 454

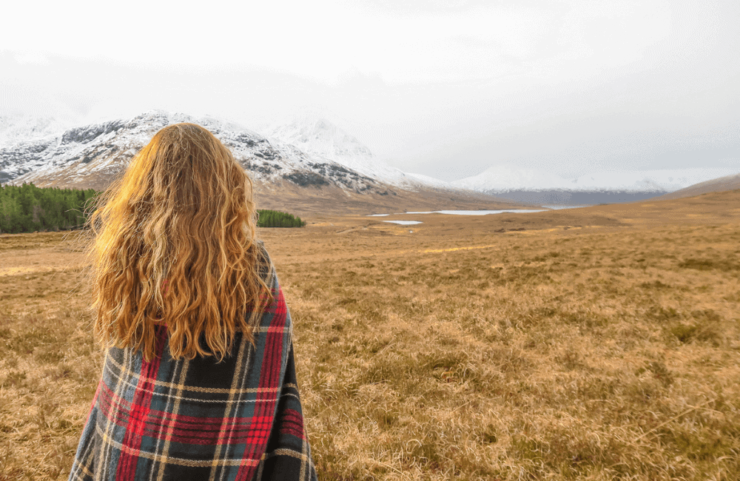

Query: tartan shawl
69 270 317 481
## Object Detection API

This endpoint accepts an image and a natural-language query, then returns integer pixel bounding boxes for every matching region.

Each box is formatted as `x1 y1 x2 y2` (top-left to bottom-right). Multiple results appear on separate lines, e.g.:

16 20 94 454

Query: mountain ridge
0 111 516 214
263 116 431 187
0 111 391 191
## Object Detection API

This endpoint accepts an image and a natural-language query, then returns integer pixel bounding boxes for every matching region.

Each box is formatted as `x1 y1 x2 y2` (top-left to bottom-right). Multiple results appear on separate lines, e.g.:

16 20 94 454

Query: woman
69 123 317 481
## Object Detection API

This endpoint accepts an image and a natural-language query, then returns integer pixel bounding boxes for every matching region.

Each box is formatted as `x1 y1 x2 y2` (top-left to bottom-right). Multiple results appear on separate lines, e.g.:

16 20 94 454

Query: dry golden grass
1 191 739 480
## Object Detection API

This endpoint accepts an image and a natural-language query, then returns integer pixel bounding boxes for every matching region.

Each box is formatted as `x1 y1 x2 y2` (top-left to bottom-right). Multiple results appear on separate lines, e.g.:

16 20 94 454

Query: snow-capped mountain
454 164 739 204
0 111 458 193
0 111 513 213
4 112 735 207
0 111 394 193
264 116 434 188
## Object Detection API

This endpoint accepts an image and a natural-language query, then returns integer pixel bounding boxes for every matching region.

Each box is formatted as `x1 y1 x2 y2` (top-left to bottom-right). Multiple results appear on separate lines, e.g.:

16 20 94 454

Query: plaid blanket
69 272 317 481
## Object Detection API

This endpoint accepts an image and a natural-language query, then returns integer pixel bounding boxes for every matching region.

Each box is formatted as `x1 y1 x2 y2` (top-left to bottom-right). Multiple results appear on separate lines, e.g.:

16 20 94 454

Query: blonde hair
88 123 271 361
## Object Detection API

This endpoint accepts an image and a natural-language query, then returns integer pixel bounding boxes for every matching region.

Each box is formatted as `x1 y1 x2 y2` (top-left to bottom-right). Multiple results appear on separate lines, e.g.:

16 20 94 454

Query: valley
1 190 738 480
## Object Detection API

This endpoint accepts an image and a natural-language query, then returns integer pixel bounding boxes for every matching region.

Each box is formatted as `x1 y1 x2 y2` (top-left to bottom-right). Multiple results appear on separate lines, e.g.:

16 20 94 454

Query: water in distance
404 209 545 215
542 205 589 210
383 220 423 225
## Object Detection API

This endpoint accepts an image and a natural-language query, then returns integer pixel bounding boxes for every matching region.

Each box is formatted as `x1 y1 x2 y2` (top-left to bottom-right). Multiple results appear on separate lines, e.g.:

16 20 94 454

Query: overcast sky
1 0 739 181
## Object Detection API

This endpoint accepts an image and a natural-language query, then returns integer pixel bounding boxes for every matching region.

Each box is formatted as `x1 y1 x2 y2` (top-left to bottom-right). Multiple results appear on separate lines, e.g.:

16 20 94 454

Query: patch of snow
0 113 78 148
404 172 453 188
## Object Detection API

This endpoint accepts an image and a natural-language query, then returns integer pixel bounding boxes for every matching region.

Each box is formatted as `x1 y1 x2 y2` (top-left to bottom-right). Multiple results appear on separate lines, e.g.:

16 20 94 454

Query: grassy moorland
0 191 739 480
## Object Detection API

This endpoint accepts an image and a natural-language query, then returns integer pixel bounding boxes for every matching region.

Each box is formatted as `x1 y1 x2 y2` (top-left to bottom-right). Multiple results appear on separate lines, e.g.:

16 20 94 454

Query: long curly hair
88 123 272 361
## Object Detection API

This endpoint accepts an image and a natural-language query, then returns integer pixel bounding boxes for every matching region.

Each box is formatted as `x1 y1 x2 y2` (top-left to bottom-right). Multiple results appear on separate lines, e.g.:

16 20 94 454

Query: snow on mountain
0 111 460 193
405 172 454 189
265 117 373 163
0 111 392 193
0 114 75 149
454 164 739 194
454 166 567 192
263 116 432 188
4 111 734 205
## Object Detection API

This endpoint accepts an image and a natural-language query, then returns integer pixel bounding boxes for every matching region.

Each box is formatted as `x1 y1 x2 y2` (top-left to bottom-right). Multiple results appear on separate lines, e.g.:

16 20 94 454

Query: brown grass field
1 191 739 480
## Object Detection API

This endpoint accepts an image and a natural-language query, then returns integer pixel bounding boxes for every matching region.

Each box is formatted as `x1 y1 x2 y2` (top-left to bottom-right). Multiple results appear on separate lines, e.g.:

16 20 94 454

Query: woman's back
69 271 316 480
69 123 316 480
70 277 316 480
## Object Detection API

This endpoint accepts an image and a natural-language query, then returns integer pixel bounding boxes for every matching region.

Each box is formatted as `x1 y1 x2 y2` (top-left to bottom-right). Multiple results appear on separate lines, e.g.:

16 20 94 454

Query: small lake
383 220 423 225
368 206 588 217
416 209 546 215
369 209 545 216
542 205 589 210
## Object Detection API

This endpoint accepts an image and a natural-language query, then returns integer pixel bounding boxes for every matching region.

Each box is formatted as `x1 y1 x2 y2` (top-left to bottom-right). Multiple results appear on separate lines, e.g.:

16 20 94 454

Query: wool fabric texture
69 270 317 481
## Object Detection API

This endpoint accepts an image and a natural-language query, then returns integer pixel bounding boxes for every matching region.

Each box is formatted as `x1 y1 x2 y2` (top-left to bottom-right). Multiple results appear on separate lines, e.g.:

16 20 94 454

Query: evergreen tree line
0 184 305 233
257 209 306 228
0 183 97 234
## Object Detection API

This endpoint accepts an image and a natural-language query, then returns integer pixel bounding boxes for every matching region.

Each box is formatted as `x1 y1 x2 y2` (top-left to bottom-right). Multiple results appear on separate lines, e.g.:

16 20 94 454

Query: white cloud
1 0 738 181
0 0 675 84
12 51 49 65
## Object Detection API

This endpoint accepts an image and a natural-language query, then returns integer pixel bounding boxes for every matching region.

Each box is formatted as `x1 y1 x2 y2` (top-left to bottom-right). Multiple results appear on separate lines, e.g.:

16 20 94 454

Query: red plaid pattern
69 270 317 481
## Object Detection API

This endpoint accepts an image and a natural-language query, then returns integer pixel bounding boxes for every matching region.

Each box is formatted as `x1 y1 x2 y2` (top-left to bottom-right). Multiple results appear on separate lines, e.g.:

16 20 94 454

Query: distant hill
453 164 738 205
653 173 740 201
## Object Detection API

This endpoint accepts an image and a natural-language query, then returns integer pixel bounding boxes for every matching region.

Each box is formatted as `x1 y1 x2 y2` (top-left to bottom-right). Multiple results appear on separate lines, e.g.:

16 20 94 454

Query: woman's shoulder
255 240 277 285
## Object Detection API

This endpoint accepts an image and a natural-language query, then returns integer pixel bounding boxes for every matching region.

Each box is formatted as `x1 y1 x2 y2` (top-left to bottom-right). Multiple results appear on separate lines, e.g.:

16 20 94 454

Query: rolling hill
653 172 740 201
